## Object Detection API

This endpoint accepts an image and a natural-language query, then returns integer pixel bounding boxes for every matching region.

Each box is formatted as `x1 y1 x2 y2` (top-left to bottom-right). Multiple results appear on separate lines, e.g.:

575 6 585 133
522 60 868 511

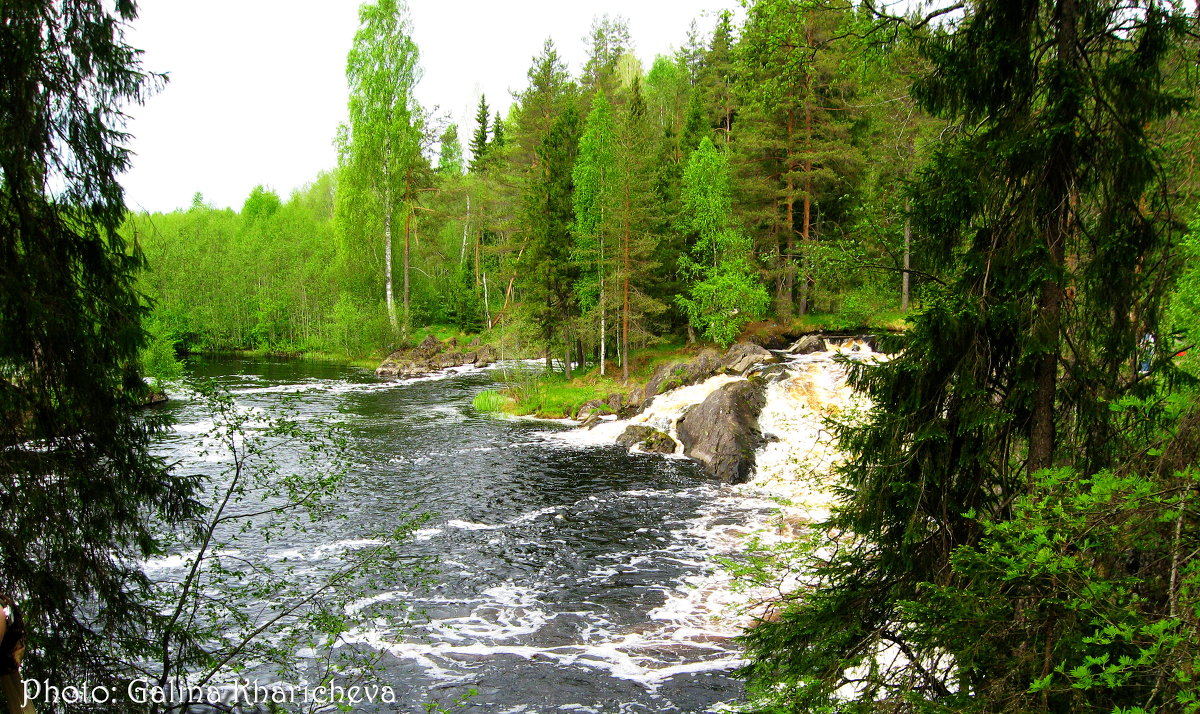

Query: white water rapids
548 336 879 631
145 344 880 712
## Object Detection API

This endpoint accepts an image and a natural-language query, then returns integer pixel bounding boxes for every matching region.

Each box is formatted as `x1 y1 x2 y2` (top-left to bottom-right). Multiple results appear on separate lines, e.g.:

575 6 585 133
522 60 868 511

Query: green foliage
677 138 770 346
520 105 582 366
140 314 185 388
471 389 508 414
572 91 617 314
906 463 1200 713
133 177 344 355
437 123 465 176
340 0 426 334
0 0 204 695
502 370 606 419
677 253 771 348
740 2 1195 711
447 260 484 333
1167 211 1200 377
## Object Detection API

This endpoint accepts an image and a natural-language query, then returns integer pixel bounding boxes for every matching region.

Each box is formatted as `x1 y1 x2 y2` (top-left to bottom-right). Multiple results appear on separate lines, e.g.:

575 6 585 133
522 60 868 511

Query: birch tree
339 0 424 334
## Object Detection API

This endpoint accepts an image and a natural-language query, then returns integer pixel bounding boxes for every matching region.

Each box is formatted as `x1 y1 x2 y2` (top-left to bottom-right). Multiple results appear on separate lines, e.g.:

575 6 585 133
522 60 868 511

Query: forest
129 1 965 372
8 0 1200 710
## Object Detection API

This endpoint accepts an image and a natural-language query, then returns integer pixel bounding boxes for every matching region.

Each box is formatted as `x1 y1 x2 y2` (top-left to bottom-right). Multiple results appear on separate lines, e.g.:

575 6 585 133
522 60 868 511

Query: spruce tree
740 2 1194 710
0 0 201 694
469 95 491 173
490 111 506 151
612 77 665 379
522 108 582 375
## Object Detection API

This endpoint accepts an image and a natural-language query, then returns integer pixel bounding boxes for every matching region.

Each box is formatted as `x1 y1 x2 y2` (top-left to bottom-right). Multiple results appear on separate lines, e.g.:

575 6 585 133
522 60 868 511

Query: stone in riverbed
375 336 496 379
676 379 766 483
615 425 677 455
720 342 778 375
788 334 823 355
575 399 611 421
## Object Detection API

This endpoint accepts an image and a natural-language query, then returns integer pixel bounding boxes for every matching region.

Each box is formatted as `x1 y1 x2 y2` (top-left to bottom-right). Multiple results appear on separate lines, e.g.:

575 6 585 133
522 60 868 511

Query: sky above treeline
121 0 741 214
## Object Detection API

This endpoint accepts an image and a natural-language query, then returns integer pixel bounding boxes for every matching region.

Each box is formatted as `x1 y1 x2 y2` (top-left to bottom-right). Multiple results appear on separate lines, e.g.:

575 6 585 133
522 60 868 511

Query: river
148 355 840 713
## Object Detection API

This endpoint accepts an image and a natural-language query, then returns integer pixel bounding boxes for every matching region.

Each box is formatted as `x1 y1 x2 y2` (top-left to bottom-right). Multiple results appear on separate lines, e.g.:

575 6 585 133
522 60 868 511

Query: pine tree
582 14 632 96
735 0 865 319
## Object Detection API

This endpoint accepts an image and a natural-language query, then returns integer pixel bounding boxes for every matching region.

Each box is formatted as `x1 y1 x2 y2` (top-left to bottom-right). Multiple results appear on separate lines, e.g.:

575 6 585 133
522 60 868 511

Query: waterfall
565 335 880 502
747 337 877 522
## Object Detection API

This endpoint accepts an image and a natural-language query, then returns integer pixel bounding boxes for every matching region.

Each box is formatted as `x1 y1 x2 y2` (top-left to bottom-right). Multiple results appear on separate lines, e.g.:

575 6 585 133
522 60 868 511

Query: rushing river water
149 357 807 713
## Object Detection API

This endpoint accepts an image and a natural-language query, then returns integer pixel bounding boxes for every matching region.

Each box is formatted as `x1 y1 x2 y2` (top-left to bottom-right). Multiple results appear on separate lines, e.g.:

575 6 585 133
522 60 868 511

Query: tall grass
472 389 508 413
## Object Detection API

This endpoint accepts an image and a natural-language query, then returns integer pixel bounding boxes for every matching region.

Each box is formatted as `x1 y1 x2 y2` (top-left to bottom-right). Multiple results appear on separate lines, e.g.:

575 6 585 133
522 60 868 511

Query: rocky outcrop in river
583 333 875 482
676 379 766 483
376 335 496 379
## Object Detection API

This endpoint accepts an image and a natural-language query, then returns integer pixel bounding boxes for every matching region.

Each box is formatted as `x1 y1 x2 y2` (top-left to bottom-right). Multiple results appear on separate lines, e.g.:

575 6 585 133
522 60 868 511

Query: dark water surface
151 357 768 713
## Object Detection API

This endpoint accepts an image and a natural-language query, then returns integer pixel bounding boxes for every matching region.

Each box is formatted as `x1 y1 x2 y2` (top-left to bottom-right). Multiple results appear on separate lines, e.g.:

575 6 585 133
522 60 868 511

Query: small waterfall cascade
744 336 878 522
556 372 746 452
566 335 880 502
537 335 888 684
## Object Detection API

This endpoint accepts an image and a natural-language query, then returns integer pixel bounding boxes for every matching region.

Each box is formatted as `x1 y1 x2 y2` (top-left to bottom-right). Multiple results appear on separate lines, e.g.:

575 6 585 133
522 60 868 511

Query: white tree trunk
384 199 398 331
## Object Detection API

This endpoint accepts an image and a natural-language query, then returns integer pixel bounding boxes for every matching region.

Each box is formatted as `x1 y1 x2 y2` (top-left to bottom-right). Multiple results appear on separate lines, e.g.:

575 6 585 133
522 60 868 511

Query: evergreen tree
469 95 491 173
522 108 582 375
0 0 201 694
698 10 737 144
735 0 865 318
491 111 506 151
612 76 665 379
582 14 632 96
494 40 575 332
740 2 1195 710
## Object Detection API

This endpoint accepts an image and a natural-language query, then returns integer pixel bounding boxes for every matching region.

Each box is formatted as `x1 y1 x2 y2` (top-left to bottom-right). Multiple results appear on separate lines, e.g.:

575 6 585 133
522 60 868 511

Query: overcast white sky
121 0 740 214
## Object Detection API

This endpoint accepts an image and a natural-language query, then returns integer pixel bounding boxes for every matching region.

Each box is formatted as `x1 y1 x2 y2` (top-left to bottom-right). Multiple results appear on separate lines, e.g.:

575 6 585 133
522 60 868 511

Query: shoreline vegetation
471 314 906 420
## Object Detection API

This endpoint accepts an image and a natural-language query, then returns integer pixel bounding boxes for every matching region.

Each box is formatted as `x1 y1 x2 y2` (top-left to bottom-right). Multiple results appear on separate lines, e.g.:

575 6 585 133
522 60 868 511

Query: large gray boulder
721 342 778 374
676 379 766 483
789 334 824 355
642 349 725 401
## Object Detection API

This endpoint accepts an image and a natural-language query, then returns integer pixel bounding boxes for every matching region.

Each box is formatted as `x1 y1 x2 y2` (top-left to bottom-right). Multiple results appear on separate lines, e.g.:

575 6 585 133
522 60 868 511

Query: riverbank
473 314 905 420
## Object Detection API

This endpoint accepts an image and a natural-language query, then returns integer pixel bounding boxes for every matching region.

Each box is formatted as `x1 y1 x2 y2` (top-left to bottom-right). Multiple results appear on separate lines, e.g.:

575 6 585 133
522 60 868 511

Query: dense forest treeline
129 0 1040 368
